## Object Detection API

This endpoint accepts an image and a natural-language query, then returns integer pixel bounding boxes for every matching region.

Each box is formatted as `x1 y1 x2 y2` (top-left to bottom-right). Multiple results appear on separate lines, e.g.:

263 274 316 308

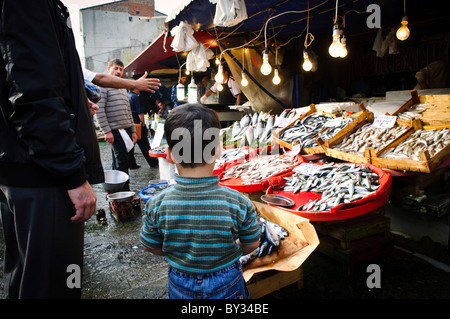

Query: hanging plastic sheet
213 0 248 27
186 43 214 72
170 21 199 52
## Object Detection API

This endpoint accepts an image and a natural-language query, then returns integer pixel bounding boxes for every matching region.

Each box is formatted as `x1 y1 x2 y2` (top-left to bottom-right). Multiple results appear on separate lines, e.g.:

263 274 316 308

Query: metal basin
102 170 129 193
107 191 135 202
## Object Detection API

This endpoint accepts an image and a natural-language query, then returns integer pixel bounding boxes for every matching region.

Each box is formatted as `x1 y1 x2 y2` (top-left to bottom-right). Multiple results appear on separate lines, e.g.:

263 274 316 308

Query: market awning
163 0 423 39
124 30 219 76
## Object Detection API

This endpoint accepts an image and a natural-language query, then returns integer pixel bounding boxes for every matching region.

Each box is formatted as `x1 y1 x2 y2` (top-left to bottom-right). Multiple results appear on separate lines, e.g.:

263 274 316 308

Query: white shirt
83 68 97 82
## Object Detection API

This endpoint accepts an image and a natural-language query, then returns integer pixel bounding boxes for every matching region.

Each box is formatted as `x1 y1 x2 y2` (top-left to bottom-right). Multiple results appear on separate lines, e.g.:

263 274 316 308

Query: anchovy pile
221 155 299 185
282 163 380 212
316 117 353 141
214 147 250 170
224 109 302 147
381 128 450 160
397 104 429 121
149 145 166 154
333 123 409 155
239 215 289 266
280 113 334 149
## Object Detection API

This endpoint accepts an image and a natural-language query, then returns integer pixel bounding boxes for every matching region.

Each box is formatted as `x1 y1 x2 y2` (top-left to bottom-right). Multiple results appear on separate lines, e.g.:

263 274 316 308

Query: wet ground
1 141 450 303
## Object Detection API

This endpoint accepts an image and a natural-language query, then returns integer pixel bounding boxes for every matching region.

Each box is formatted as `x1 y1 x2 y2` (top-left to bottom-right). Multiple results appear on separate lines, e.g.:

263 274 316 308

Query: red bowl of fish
218 154 305 193
266 162 392 221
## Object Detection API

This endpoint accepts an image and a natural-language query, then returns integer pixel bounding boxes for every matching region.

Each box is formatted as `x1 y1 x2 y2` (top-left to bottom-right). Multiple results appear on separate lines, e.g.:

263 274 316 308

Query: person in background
95 59 136 191
414 60 450 90
0 0 103 299
83 68 161 93
201 66 242 105
128 88 158 168
171 74 188 107
197 74 212 101
83 68 160 116
155 98 171 119
140 104 260 299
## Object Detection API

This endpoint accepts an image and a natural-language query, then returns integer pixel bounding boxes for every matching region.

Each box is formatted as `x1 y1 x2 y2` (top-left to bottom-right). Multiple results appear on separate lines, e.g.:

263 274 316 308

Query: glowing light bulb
396 16 410 41
215 57 220 65
214 64 224 83
272 68 280 85
260 51 272 75
185 70 190 75
217 83 223 91
302 51 313 71
328 24 342 58
339 36 348 58
241 72 248 87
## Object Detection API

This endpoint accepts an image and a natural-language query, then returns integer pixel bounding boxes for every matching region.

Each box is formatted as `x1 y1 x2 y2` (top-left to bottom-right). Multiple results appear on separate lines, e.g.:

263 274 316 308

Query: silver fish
284 163 380 212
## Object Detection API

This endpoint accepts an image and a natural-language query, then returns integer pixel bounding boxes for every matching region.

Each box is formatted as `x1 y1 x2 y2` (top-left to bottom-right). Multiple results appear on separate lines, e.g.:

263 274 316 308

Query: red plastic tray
266 163 392 221
218 154 305 193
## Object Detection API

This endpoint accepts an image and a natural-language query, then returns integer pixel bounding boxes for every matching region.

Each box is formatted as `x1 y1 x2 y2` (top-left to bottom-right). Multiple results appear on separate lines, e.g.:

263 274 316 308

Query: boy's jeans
168 261 249 299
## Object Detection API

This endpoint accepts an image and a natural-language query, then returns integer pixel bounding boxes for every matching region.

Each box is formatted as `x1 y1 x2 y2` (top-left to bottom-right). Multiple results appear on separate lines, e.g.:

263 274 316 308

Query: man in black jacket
0 0 104 298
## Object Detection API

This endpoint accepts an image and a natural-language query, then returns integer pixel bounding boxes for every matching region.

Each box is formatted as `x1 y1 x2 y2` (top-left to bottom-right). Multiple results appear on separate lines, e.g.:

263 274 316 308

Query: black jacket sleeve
0 0 89 189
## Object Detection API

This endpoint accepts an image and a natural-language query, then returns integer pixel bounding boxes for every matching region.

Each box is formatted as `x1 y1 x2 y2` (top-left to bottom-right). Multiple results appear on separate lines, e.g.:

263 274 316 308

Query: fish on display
223 109 303 147
396 103 429 121
214 147 250 170
381 128 450 160
280 113 334 150
317 117 353 141
333 123 409 156
239 215 289 266
282 163 380 212
149 145 166 154
220 154 299 185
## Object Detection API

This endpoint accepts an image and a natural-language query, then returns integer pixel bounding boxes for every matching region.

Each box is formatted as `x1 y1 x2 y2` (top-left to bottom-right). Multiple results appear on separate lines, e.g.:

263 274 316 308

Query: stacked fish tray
273 104 337 155
369 119 450 173
386 89 450 127
319 109 414 165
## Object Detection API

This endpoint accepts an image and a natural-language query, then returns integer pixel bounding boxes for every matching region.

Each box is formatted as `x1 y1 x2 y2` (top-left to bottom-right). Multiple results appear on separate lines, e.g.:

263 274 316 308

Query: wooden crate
273 104 336 155
317 109 374 164
387 90 450 127
369 119 450 173
246 268 303 299
312 206 394 274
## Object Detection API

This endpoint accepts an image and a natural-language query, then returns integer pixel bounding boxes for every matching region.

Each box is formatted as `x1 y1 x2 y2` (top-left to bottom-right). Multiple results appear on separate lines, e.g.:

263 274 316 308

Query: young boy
140 103 260 299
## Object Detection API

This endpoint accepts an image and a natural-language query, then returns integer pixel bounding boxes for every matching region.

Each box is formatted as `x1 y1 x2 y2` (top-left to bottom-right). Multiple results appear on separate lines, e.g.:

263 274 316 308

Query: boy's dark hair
164 103 221 168
108 58 124 67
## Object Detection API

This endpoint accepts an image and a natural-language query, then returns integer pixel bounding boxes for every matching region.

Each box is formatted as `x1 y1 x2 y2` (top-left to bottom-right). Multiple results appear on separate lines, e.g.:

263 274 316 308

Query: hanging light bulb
241 72 248 87
396 16 410 41
272 68 280 85
302 50 313 71
185 69 190 75
328 24 342 58
260 50 272 75
339 36 348 58
217 83 224 91
215 57 220 65
214 64 224 83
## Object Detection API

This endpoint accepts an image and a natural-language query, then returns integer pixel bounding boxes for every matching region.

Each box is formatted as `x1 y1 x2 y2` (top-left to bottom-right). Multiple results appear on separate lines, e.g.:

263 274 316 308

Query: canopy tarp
124 30 218 75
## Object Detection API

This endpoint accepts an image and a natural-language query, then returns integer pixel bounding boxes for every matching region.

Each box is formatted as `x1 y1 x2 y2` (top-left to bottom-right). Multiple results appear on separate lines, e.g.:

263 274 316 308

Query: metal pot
102 170 129 193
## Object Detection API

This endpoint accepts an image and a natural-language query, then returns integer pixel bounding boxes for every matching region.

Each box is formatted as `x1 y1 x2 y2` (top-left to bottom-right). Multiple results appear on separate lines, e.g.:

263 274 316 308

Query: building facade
81 0 166 74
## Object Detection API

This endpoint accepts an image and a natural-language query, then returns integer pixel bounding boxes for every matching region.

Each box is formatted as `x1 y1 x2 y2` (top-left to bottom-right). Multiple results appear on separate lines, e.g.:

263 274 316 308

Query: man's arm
93 71 161 93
